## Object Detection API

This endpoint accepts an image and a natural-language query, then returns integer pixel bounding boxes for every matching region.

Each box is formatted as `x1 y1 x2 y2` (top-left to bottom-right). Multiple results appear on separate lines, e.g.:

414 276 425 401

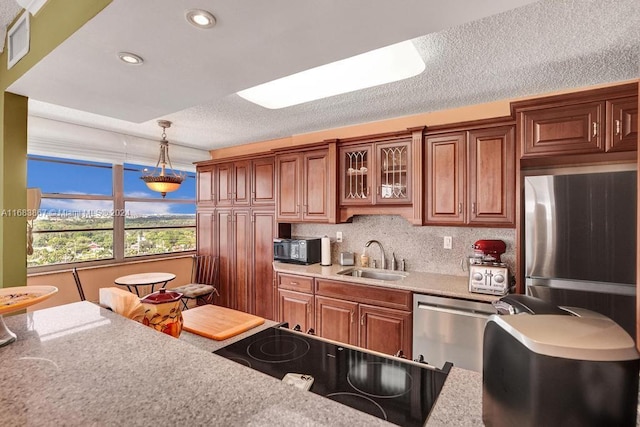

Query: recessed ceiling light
237 40 425 109
117 52 144 65
185 9 216 29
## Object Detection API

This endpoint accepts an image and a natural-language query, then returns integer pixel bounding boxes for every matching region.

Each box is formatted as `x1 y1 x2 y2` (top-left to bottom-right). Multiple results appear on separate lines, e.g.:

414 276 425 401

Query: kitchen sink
336 268 407 281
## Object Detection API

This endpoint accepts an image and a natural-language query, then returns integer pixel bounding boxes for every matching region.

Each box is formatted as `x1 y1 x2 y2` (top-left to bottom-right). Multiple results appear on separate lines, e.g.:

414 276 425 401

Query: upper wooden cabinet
251 157 276 205
340 138 412 205
425 132 465 224
196 157 275 207
513 83 638 161
275 146 337 223
468 126 516 226
425 123 515 227
196 165 215 205
607 96 638 152
216 160 251 207
338 128 424 224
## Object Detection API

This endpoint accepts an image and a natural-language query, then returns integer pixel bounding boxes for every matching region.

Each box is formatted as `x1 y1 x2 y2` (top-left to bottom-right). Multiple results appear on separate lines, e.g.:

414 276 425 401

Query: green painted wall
0 0 112 288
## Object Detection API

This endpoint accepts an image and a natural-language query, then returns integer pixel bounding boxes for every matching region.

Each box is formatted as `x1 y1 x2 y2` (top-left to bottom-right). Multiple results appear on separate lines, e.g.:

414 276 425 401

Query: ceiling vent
7 12 29 69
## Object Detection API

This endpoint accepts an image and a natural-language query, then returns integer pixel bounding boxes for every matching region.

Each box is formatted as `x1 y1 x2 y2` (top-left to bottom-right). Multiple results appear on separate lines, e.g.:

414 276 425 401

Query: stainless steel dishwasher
413 294 497 372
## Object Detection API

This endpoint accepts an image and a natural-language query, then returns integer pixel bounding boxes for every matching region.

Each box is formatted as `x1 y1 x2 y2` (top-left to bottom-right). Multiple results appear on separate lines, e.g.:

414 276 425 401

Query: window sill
27 251 195 277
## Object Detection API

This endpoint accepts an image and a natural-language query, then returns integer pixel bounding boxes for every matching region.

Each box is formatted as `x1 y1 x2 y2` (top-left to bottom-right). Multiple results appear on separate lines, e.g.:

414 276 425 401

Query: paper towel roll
321 235 331 266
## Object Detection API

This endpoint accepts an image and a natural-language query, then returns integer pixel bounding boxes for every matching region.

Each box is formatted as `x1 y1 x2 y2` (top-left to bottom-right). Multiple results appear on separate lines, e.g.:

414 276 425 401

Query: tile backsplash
292 215 516 277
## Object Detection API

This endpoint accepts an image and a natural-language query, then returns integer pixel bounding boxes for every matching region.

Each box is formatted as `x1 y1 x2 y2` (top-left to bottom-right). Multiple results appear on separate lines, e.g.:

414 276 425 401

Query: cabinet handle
350 311 354 324
376 186 380 195
360 314 365 326
592 122 598 137
458 202 463 214
307 304 311 314
366 187 370 197
615 119 621 136
289 281 298 286
472 202 476 213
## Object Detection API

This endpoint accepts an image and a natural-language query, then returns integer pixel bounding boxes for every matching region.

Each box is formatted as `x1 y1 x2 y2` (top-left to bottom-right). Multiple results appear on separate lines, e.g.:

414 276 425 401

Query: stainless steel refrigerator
524 167 637 337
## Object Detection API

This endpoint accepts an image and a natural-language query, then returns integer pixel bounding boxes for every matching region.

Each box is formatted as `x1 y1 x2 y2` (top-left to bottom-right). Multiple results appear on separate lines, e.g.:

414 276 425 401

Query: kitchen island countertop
0 301 483 426
273 261 501 303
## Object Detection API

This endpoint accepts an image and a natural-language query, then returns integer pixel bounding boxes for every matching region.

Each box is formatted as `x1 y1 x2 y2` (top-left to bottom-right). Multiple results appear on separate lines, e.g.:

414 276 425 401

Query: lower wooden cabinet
277 273 413 358
278 289 315 332
359 304 412 358
315 295 358 346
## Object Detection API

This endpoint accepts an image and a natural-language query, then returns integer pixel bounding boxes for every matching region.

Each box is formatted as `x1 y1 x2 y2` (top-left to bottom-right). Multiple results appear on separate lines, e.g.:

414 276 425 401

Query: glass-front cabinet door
375 140 411 204
339 144 373 205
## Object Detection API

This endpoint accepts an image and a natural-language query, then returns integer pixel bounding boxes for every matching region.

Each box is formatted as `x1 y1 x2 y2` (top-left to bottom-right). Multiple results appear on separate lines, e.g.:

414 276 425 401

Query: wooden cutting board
182 305 265 340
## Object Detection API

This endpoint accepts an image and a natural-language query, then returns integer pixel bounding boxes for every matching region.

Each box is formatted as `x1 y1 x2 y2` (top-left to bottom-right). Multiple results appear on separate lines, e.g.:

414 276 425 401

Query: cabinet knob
360 314 365 326
615 119 621 136
350 311 354 323
592 121 598 138
458 202 463 214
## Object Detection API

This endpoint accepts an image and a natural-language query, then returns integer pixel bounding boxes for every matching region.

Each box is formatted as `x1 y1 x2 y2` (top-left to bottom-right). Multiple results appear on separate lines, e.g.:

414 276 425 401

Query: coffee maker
468 239 511 295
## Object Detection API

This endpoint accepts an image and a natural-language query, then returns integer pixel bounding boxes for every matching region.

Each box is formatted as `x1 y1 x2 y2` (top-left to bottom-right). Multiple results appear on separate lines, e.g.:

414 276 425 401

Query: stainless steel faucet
364 240 386 269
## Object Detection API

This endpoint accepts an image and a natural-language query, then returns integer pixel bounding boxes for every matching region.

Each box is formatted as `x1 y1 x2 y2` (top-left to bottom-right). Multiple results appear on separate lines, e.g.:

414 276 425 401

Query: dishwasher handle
417 301 493 319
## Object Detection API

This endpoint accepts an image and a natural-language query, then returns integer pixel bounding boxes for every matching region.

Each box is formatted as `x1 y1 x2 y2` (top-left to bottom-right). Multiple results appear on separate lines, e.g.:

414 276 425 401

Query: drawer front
278 273 314 293
315 278 411 311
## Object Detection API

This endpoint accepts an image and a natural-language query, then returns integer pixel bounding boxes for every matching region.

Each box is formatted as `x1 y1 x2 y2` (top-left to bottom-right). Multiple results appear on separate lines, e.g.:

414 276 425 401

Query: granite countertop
273 262 500 303
0 301 485 426
0 302 391 426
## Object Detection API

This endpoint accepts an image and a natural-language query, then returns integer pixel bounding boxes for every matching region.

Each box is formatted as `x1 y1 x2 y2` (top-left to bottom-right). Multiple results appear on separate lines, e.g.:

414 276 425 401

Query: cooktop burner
214 325 450 427
247 334 310 363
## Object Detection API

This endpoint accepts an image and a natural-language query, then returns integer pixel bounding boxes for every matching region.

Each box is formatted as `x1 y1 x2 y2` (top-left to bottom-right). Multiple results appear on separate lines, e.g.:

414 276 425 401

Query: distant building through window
27 155 196 269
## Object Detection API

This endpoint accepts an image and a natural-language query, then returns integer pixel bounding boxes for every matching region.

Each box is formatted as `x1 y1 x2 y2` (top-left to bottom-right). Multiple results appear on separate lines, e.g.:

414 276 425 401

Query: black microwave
274 238 321 265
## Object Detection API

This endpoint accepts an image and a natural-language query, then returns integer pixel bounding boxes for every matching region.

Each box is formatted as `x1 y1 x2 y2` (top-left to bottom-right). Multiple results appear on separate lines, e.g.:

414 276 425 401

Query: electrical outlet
336 231 343 243
444 236 452 249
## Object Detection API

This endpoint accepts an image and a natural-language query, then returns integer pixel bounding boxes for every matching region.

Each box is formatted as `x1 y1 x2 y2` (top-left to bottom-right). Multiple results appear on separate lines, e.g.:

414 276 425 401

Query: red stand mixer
471 239 507 263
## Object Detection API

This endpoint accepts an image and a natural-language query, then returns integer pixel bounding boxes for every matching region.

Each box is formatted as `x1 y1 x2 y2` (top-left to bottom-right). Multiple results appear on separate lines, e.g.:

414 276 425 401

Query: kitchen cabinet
315 295 358 345
252 209 277 320
337 128 424 224
314 278 412 357
216 208 281 315
216 160 251 207
277 273 315 331
196 210 215 257
275 146 336 223
425 123 515 227
251 157 275 205
425 132 465 224
359 304 412 358
278 289 315 332
275 273 412 357
339 139 412 205
196 156 283 315
607 96 638 152
196 165 215 205
513 83 638 160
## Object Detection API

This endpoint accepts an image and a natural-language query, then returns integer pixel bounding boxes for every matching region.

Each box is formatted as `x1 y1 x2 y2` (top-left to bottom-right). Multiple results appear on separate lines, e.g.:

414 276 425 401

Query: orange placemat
182 305 265 340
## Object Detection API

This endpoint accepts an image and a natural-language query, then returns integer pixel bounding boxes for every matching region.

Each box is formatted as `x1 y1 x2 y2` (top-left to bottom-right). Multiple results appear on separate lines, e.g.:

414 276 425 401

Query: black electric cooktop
214 325 450 427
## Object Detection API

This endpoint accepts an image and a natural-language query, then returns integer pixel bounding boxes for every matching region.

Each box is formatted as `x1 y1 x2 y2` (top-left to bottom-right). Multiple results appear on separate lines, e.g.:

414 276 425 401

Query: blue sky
28 156 196 214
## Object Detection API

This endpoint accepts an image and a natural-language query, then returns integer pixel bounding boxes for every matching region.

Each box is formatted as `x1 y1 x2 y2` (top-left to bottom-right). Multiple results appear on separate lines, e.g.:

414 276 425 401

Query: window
27 156 196 269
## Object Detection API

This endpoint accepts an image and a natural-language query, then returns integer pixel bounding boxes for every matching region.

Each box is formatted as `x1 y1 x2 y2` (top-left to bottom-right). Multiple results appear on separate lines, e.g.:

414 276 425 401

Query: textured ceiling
4 0 640 154
0 1 21 53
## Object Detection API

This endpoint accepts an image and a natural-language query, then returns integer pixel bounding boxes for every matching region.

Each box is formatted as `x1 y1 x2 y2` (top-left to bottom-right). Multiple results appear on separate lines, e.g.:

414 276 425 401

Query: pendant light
141 120 185 198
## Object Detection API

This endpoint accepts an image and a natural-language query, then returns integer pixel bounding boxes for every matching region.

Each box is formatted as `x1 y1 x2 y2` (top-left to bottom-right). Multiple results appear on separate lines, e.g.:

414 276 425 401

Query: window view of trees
27 156 196 269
